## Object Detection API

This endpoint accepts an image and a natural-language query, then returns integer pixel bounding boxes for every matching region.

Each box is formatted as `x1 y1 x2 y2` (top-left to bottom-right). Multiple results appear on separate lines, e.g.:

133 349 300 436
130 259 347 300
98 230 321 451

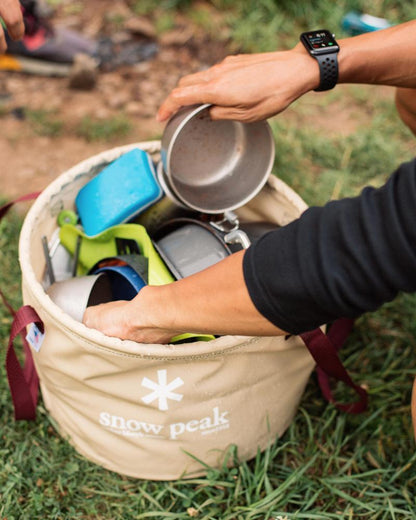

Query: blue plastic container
76 148 163 236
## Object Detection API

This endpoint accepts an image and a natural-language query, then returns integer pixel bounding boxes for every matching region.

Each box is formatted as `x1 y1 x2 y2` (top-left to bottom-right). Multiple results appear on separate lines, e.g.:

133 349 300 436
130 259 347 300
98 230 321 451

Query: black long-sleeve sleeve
243 158 416 335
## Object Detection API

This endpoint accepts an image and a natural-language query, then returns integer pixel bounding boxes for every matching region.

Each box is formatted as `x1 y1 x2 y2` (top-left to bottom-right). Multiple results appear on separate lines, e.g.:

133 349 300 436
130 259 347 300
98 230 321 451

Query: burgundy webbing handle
1 193 41 420
0 193 40 321
301 318 368 414
0 192 41 219
6 305 44 420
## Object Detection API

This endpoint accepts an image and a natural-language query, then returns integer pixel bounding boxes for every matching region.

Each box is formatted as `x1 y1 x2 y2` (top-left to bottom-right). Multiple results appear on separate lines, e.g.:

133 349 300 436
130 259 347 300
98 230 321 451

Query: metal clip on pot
209 211 251 250
223 229 251 249
209 211 239 233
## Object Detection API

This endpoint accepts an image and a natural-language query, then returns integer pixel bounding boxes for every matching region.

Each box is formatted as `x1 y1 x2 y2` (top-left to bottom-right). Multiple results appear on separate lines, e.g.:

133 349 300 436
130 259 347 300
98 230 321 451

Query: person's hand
83 252 286 343
82 287 183 344
157 45 319 123
0 0 25 53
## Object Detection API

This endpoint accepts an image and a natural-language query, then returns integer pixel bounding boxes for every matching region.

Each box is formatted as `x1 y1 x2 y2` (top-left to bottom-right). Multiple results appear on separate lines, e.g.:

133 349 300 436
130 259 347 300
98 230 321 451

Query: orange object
0 54 22 71
0 54 70 76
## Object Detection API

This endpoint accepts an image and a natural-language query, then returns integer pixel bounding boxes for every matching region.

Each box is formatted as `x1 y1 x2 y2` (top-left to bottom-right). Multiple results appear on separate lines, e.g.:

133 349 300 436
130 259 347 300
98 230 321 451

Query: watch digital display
300 30 339 55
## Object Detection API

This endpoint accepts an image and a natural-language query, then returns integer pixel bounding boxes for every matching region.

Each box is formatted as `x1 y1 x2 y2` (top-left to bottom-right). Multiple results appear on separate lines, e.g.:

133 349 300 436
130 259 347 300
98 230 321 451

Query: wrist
291 43 321 92
128 284 178 333
298 31 340 91
128 285 160 329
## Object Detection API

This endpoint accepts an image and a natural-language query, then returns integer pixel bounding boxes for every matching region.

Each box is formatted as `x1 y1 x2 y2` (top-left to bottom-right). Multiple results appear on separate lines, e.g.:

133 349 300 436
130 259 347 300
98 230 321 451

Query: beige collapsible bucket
18 141 315 480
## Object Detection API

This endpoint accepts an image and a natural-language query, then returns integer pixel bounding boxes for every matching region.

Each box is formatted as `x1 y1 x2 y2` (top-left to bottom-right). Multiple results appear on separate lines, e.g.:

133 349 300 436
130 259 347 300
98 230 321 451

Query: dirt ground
0 0 396 201
0 0 231 200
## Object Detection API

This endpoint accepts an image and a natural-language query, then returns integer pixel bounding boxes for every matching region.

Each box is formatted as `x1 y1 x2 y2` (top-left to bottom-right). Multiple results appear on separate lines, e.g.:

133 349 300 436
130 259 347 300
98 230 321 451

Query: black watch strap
315 53 338 92
300 30 340 92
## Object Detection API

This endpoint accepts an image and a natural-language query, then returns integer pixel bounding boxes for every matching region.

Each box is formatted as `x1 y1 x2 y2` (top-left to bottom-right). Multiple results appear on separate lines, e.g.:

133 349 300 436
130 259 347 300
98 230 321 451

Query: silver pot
156 161 188 209
161 104 275 214
153 218 231 279
153 215 251 279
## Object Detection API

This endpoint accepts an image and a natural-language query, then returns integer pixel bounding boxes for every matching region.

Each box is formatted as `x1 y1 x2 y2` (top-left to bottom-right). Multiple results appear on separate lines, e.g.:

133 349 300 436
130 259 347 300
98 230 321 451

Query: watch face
301 30 339 55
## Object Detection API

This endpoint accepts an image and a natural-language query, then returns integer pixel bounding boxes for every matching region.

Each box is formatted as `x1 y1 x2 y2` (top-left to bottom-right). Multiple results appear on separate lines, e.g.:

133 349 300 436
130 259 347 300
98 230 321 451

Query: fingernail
156 111 166 122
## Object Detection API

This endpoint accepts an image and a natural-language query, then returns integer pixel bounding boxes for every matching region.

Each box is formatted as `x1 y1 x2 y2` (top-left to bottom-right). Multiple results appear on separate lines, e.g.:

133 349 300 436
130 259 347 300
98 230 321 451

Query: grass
25 109 64 137
1 284 415 518
1 0 416 518
76 114 132 142
12 110 133 143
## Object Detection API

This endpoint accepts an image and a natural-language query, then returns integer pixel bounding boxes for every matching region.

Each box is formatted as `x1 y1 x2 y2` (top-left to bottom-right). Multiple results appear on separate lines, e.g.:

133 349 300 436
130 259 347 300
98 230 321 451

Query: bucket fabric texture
18 141 316 480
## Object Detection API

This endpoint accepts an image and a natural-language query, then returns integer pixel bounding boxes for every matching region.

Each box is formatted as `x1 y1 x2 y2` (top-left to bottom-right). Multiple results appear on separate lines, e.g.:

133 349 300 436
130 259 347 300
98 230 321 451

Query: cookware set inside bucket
42 104 277 333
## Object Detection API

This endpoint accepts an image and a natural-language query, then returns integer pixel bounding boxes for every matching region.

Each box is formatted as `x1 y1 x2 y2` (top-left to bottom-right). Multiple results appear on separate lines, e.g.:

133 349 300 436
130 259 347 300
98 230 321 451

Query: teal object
341 11 392 35
75 148 163 236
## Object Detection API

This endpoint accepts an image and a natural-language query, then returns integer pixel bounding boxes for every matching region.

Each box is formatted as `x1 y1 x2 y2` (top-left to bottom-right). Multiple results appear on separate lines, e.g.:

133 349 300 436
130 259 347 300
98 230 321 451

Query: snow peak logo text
99 406 230 440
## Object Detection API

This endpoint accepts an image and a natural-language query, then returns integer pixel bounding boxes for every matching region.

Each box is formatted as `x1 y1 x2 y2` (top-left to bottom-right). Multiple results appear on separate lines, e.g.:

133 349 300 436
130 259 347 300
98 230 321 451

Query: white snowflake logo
141 369 184 411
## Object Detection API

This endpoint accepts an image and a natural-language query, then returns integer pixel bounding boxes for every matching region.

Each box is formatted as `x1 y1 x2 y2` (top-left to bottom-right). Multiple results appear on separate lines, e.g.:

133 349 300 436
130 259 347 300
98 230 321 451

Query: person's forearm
148 251 285 336
337 20 416 87
157 20 416 123
83 250 285 343
243 159 416 334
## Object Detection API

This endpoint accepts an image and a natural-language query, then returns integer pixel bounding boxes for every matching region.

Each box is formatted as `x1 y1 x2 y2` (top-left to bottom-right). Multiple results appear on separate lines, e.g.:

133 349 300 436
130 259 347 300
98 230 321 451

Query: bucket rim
18 141 264 358
18 141 307 359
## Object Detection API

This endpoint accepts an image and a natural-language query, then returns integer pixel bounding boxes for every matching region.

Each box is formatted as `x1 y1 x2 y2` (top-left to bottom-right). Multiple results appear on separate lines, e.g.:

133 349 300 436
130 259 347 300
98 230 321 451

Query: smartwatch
300 30 340 92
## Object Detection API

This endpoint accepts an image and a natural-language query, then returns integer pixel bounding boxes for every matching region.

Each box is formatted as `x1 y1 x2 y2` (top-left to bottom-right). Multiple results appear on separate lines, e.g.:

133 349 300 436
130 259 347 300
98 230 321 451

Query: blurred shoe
95 37 158 71
3 0 158 73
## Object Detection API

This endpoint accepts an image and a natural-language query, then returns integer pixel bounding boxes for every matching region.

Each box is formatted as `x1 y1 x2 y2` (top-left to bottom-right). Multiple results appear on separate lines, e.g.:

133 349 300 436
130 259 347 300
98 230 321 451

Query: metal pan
154 218 231 279
161 104 275 213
